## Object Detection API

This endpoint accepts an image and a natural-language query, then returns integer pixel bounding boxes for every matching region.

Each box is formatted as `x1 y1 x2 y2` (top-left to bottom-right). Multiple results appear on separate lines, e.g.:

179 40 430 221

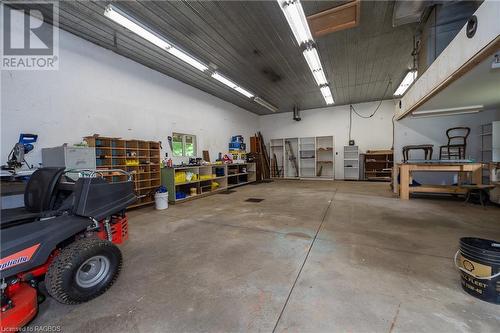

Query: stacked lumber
250 132 271 181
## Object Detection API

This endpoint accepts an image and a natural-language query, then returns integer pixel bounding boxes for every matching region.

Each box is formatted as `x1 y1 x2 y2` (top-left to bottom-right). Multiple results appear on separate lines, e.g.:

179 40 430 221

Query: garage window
172 133 197 157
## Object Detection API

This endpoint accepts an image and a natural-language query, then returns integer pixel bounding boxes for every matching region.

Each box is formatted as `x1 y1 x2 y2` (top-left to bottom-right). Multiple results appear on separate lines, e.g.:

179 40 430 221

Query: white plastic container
154 192 168 210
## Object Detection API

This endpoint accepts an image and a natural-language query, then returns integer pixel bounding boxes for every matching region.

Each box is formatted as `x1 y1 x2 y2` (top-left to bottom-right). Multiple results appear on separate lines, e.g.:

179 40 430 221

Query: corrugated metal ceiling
21 1 417 115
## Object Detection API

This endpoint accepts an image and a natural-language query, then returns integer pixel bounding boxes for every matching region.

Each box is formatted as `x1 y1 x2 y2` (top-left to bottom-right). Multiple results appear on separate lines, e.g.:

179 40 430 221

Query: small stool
402 144 434 162
461 185 496 207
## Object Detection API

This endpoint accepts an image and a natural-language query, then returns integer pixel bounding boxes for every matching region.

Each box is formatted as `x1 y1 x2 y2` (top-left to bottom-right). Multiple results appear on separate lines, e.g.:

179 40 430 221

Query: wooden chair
439 127 470 160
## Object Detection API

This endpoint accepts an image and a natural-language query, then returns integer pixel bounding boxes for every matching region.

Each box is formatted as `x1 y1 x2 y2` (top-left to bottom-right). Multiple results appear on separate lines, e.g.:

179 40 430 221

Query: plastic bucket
454 237 500 304
154 192 168 210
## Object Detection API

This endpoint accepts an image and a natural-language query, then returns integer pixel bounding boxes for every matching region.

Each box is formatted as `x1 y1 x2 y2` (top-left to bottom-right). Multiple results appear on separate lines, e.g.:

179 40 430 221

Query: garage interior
1 0 500 332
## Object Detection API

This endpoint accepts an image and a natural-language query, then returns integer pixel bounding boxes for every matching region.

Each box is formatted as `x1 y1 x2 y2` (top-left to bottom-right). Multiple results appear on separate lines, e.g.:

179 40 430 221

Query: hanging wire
348 79 393 142
350 79 392 119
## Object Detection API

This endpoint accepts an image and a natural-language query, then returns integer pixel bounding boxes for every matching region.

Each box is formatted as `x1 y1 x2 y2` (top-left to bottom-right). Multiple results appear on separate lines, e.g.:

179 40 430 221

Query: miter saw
2 134 38 171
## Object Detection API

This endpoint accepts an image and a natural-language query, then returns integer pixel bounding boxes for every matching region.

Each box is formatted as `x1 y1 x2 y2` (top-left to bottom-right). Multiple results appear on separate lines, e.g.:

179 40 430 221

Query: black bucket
455 237 500 304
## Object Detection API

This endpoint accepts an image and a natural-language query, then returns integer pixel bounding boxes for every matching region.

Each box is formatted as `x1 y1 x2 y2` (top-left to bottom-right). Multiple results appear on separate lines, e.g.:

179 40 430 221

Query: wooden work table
395 162 483 200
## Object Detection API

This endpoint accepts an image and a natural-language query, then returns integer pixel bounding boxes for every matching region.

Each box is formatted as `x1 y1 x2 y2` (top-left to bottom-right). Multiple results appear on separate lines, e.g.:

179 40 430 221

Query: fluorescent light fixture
104 4 208 72
104 5 171 50
303 47 321 71
166 47 208 72
254 97 278 112
234 86 254 98
211 72 237 88
303 48 328 85
412 105 483 118
277 1 334 104
211 72 254 98
320 86 334 105
312 69 328 86
277 0 313 45
394 70 417 96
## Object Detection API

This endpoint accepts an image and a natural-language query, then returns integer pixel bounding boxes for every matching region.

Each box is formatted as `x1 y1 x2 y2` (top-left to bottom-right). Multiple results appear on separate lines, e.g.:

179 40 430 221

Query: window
172 134 184 157
172 133 197 157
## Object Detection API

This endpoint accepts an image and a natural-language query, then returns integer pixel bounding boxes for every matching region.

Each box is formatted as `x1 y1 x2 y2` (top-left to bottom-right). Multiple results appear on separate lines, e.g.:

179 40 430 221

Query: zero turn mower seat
1 167 65 228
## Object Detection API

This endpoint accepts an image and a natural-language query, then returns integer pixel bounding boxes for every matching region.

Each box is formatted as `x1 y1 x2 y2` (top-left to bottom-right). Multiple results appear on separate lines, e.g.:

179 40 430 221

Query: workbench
395 162 483 200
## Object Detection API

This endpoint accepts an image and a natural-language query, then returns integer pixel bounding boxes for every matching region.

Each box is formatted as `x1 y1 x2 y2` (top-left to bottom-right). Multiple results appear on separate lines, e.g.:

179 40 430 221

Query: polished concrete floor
31 181 500 332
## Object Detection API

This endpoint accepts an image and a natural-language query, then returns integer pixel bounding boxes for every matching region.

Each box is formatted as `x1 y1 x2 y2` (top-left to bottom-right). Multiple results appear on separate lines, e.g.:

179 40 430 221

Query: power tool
2 134 38 170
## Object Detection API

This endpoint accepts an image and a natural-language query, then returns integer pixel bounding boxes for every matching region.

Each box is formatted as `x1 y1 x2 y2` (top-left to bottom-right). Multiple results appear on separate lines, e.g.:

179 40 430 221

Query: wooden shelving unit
85 136 161 208
162 163 256 204
364 149 394 182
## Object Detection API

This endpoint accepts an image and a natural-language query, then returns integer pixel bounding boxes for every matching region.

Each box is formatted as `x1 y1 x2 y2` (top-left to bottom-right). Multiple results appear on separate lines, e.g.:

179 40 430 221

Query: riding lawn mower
0 167 137 330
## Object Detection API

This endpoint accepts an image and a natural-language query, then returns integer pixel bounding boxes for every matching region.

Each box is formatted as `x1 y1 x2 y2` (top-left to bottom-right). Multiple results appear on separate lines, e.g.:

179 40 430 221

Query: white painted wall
259 101 396 179
394 108 500 183
1 17 258 167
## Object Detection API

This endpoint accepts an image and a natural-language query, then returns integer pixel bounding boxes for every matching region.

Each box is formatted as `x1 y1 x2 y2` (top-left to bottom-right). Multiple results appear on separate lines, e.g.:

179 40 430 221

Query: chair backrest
446 127 470 145
24 167 65 212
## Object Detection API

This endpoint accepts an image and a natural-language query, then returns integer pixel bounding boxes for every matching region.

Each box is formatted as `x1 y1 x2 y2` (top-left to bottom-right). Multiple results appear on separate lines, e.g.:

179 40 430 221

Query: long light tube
104 4 208 72
105 5 271 107
211 72 237 88
394 70 417 96
234 87 255 98
277 1 334 104
254 97 278 112
303 47 321 71
166 47 209 72
303 48 328 85
320 86 334 105
104 5 171 50
312 70 328 86
212 72 254 98
412 105 483 118
277 0 313 46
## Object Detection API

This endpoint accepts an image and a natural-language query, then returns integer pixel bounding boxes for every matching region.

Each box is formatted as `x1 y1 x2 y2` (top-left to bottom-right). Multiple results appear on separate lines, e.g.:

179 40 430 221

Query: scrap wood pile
250 132 271 181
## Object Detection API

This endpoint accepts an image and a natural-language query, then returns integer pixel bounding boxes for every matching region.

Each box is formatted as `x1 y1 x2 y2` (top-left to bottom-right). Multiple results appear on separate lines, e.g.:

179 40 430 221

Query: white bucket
154 192 168 210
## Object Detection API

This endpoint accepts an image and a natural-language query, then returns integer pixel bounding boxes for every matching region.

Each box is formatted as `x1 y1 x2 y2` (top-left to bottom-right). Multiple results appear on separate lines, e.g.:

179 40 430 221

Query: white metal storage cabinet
344 146 360 180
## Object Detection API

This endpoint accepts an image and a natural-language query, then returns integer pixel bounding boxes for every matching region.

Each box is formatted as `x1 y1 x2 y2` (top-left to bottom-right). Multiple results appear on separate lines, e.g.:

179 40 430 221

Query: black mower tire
44 237 122 305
